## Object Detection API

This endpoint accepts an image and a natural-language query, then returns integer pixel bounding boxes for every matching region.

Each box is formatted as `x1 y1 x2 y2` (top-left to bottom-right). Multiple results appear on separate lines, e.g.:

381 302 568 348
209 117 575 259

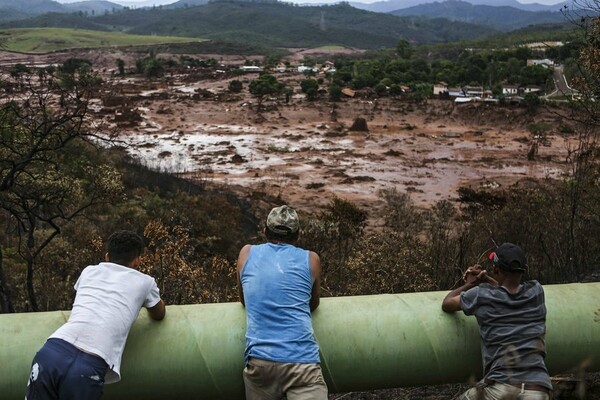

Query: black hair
265 225 299 243
106 230 145 265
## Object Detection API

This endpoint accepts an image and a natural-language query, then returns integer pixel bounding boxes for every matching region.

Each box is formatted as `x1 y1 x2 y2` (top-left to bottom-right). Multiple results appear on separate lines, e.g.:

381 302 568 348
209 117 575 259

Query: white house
297 65 319 73
239 65 263 72
322 61 336 74
502 84 519 95
464 85 484 97
523 85 542 94
527 59 555 68
433 82 448 96
447 87 464 97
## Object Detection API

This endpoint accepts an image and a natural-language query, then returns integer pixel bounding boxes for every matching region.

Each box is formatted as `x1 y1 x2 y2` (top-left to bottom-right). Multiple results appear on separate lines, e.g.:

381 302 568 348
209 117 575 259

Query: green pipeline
2 283 599 399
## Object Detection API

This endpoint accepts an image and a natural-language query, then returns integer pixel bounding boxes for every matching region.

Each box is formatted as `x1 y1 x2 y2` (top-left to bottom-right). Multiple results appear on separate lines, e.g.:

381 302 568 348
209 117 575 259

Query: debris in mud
306 182 325 189
157 105 173 114
349 117 369 132
340 176 376 184
324 131 347 137
113 108 143 126
384 149 403 157
481 181 500 189
231 154 246 163
515 136 530 143
441 132 462 138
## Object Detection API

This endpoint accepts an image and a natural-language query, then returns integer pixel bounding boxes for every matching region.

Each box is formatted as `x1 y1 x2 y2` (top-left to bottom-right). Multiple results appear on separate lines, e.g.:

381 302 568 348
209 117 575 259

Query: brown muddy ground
98 73 573 228
0 48 575 226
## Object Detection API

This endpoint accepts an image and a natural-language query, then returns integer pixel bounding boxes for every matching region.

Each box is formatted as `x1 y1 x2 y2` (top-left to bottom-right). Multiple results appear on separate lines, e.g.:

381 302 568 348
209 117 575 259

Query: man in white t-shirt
25 230 166 400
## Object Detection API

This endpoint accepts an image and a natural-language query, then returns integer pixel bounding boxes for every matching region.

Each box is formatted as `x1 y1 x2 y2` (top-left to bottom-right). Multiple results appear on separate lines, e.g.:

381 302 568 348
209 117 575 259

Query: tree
328 84 342 101
396 39 413 60
523 92 542 112
300 78 319 100
0 68 123 311
551 2 600 278
248 73 283 112
116 58 125 76
9 64 30 78
135 56 165 78
228 79 243 93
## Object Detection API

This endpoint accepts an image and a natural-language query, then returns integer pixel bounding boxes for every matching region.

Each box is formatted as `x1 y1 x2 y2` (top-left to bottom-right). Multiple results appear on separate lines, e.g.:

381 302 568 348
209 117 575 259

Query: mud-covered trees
248 73 284 112
0 65 123 312
300 78 319 100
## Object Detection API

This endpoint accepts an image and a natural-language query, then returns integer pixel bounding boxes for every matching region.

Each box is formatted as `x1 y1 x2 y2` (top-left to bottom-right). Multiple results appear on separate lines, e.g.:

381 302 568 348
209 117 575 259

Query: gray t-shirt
460 281 552 390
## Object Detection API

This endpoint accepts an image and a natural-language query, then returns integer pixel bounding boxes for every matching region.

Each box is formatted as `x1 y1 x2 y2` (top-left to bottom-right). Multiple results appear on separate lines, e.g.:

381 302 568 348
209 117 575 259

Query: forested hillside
0 0 123 23
2 1 499 48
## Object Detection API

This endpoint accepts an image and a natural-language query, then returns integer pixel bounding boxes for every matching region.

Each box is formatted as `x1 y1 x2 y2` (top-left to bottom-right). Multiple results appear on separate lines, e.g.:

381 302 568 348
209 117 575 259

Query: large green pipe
2 283 599 399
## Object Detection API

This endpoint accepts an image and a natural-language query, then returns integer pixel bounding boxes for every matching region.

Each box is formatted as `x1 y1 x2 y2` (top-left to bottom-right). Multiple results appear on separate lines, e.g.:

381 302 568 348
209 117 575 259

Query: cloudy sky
55 0 567 4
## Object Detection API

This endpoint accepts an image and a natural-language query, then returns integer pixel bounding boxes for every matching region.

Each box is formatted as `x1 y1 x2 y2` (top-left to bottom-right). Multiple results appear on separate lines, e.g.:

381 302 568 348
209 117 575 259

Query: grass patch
0 28 204 53
315 45 348 50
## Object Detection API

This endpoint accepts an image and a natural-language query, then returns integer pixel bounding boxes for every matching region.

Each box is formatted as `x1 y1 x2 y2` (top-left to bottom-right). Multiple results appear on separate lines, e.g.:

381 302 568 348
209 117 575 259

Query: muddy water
93 70 573 217
116 121 569 213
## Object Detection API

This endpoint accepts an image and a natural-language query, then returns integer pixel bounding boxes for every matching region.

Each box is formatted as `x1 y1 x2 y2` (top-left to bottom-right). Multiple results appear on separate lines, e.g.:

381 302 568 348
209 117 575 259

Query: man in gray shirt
442 242 552 400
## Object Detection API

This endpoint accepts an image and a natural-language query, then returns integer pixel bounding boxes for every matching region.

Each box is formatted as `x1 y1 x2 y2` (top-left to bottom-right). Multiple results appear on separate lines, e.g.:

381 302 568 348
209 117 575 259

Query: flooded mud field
97 74 573 223
1 49 576 222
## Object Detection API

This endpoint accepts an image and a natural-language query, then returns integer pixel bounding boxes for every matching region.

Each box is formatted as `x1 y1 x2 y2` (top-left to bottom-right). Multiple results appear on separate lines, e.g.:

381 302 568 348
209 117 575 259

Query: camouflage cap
266 205 299 235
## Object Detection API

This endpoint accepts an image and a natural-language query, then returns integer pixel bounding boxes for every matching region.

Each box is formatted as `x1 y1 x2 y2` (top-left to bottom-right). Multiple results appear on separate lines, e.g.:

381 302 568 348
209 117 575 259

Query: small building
297 65 318 73
322 61 336 74
447 87 464 97
433 82 448 96
239 65 263 73
275 63 287 73
525 42 563 51
523 85 542 94
464 85 484 97
502 84 519 95
527 59 555 68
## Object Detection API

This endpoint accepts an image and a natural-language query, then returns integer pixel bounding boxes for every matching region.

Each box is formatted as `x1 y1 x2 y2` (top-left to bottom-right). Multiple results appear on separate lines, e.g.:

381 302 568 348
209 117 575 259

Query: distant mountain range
349 0 568 13
0 0 123 21
389 0 566 31
0 0 571 21
2 1 504 48
0 0 575 47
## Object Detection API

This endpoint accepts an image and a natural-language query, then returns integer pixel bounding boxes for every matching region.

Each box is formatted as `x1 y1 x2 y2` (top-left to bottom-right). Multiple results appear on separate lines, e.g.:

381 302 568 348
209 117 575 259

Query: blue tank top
241 243 320 364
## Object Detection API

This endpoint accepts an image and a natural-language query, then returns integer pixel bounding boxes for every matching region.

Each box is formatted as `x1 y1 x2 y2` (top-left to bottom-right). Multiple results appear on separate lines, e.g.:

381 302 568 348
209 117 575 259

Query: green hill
2 1 500 49
1 13 111 31
0 27 203 53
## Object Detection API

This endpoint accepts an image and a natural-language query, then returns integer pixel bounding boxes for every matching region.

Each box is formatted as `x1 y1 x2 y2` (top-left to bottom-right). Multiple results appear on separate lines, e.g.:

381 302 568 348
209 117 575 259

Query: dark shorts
25 338 109 400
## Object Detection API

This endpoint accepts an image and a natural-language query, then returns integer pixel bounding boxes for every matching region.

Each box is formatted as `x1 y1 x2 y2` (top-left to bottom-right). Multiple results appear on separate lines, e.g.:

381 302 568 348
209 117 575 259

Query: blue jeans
25 338 109 400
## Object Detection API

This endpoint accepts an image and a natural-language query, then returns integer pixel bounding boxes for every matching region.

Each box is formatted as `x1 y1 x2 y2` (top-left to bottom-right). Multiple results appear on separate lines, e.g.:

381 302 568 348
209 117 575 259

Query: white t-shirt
50 262 161 384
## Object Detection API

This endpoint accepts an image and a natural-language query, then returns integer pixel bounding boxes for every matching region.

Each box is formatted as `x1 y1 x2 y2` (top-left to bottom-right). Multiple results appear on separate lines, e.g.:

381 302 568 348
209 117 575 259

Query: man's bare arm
147 299 166 321
309 251 321 312
236 244 251 306
442 265 494 312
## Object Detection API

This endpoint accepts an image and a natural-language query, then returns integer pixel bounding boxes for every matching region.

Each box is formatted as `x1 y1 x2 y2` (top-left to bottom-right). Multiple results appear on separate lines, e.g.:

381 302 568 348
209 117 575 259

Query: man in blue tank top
442 242 552 400
237 205 328 400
